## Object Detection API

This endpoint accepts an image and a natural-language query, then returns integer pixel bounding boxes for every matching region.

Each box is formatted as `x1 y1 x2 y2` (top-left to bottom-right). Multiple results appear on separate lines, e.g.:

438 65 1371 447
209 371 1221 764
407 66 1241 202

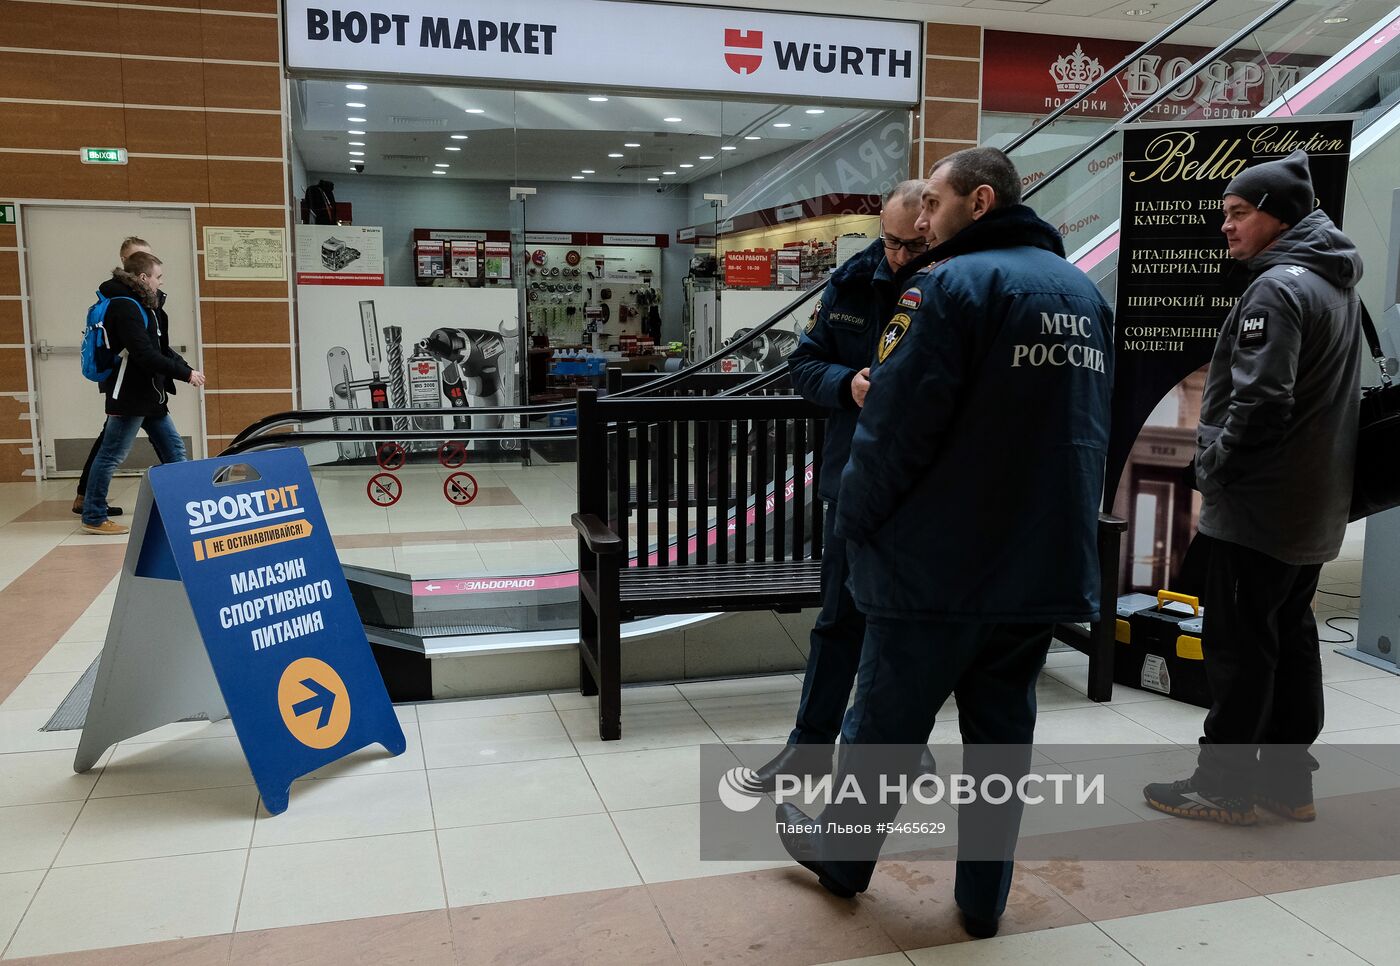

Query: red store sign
982 30 1325 121
724 250 774 287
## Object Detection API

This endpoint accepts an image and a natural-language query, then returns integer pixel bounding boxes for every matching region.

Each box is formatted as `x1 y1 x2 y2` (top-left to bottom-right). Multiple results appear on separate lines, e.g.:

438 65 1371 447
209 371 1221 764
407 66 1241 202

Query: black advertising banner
1107 117 1352 592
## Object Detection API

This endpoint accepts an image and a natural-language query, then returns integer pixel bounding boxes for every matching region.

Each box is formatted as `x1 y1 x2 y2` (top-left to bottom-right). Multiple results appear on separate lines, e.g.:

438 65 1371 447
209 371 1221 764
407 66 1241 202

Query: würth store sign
284 0 922 105
982 30 1325 121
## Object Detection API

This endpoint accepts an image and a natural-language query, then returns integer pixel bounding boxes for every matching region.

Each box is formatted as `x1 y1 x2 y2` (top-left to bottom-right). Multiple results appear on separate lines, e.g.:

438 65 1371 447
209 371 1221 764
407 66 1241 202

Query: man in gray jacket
1145 149 1363 826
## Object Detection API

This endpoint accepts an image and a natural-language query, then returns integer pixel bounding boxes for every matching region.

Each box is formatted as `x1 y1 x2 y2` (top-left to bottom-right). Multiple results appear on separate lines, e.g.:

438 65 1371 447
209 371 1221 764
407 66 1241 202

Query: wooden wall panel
0 394 33 441
125 109 211 156
0 349 29 392
203 64 282 111
200 299 290 344
204 112 282 159
205 390 293 438
0 50 119 102
0 153 132 200
925 23 982 58
0 443 34 479
0 301 24 345
0 253 20 297
0 103 127 151
196 257 289 297
122 58 206 109
203 346 292 390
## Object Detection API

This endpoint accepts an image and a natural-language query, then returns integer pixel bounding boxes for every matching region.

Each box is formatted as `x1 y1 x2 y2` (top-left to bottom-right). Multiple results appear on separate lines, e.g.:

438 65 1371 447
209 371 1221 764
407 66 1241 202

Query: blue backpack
81 293 147 383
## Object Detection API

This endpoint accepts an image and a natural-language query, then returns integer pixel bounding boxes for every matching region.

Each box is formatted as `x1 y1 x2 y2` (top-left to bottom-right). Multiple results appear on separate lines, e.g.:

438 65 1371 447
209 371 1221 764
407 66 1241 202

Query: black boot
752 744 834 794
775 802 860 899
959 908 1000 939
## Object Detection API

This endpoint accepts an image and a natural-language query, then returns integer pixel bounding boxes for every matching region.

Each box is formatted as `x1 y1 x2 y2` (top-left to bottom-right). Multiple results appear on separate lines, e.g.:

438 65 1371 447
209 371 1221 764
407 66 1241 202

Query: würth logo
725 28 763 75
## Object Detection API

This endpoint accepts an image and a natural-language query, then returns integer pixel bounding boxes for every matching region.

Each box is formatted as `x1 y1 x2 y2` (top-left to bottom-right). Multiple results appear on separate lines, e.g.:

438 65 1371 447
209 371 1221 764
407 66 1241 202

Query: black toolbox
1113 591 1211 708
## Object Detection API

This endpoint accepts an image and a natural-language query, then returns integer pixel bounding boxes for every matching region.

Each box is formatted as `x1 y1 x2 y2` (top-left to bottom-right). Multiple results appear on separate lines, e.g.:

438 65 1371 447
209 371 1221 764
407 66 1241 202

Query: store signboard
725 250 773 287
296 224 385 285
284 0 921 105
983 30 1326 121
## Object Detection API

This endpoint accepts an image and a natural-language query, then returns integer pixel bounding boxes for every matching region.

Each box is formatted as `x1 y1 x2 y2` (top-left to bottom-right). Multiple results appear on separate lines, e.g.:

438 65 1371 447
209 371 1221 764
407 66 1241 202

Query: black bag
1350 302 1400 521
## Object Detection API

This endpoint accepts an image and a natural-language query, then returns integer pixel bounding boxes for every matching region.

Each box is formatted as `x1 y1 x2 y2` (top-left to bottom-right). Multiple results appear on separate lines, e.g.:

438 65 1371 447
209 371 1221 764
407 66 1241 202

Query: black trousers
1193 536 1324 799
813 618 1052 920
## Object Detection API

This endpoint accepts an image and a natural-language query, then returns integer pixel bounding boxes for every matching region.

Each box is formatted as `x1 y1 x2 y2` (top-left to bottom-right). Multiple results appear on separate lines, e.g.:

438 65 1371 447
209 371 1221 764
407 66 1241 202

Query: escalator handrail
229 402 577 448
1002 0 1226 155
223 425 574 455
1025 0 1302 202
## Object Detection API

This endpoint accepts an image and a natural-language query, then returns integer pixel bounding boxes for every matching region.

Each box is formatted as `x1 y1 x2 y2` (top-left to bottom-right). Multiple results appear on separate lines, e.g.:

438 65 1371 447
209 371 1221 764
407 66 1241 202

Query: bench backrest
576 388 828 571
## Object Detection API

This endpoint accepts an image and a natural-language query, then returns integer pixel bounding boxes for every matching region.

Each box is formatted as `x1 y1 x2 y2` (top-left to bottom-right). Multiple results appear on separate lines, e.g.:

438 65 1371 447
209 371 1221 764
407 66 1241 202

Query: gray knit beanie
1222 148 1316 226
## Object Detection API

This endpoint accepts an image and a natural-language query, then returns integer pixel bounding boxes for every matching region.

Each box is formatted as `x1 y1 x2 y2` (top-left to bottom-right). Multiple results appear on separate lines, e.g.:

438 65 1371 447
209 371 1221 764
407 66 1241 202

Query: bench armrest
572 513 624 554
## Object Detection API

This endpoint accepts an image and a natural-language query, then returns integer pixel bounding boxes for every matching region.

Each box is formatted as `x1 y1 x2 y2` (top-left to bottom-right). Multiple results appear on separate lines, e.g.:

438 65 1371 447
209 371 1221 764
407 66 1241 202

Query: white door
25 206 204 476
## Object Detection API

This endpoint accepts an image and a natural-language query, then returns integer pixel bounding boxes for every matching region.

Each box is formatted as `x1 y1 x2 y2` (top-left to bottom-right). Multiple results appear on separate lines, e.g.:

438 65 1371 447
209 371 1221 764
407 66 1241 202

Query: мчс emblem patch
897 288 922 310
878 313 911 363
1238 313 1267 348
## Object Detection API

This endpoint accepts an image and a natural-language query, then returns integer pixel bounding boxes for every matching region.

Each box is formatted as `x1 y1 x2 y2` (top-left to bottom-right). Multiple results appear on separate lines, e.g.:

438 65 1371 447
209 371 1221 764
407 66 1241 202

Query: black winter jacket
835 205 1115 622
98 271 193 418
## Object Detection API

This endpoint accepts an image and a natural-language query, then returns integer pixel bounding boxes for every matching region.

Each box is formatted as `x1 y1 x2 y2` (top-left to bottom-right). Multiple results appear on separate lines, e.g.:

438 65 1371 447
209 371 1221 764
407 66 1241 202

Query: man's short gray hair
882 179 927 211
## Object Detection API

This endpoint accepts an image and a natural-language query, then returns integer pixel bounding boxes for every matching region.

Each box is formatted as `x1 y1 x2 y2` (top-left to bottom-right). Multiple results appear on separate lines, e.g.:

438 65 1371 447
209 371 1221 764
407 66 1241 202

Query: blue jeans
789 502 867 745
82 413 186 524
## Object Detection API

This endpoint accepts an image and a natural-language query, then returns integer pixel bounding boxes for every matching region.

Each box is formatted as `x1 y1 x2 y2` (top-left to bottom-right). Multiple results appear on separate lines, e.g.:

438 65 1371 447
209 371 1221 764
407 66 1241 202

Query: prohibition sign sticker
367 472 402 507
375 441 406 470
438 440 468 468
443 472 478 506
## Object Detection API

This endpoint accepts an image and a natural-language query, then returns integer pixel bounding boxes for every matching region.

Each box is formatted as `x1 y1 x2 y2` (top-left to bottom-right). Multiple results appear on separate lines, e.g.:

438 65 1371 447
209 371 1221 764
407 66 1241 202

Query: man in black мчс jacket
1144 149 1363 827
775 148 1114 940
80 250 206 535
752 180 934 790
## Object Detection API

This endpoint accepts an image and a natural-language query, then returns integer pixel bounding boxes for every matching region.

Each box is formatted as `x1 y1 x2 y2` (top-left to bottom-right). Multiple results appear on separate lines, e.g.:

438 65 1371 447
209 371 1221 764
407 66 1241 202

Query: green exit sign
0 205 14 225
80 147 128 165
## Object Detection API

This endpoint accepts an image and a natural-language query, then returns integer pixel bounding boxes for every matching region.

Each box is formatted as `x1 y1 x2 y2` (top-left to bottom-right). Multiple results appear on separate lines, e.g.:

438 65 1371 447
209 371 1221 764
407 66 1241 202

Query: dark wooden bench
572 388 828 739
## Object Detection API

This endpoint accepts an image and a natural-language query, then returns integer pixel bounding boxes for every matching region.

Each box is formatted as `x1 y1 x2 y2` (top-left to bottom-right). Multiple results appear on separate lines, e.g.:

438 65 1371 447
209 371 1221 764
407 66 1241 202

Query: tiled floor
1 481 1398 963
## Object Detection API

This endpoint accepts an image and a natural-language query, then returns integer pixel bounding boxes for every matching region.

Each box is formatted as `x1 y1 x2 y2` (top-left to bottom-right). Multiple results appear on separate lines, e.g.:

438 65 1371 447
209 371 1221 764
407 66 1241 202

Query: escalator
229 0 1400 693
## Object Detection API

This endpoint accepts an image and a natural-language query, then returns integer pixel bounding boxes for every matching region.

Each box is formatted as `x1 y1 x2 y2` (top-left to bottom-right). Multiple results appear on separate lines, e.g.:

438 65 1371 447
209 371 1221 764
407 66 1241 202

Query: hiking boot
72 498 121 516
1143 778 1256 826
82 519 129 535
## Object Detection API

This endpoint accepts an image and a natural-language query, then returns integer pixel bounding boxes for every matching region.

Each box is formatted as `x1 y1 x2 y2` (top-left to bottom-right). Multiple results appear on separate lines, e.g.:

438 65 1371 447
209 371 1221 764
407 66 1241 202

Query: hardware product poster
295 224 385 285
1106 117 1352 592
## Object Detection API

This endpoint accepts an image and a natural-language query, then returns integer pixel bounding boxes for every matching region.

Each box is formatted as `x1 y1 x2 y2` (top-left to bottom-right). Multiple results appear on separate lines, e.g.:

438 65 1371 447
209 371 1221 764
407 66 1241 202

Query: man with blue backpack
81 249 205 535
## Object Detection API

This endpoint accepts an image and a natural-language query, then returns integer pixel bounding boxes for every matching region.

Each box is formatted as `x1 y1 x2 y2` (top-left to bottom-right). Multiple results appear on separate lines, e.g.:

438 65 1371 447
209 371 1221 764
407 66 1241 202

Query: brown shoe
82 519 129 535
72 496 83 514
1258 796 1317 822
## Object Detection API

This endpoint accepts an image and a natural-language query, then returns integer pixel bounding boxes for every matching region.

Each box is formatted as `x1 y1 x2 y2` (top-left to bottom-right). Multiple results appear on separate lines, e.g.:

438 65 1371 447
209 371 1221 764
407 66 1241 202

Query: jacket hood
106 269 161 310
929 204 1066 263
1249 209 1362 289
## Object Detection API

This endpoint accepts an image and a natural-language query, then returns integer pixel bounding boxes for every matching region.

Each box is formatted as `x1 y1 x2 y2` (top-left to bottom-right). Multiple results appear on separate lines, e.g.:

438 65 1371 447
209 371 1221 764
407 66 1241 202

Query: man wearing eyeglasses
751 180 934 791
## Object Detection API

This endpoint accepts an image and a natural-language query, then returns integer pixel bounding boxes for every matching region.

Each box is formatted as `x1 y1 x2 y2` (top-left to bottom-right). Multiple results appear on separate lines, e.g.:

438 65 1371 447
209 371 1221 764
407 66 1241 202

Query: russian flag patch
897 288 922 310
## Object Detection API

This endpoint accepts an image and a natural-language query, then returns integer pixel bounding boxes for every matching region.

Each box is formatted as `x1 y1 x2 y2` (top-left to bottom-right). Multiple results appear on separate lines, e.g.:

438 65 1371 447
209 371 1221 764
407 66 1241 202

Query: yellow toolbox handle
1156 590 1199 615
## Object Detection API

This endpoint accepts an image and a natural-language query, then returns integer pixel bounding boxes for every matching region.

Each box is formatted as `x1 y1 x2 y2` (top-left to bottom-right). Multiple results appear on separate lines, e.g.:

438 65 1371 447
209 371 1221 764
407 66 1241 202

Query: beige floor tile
0 870 44 954
548 683 684 712
0 672 85 714
92 736 254 798
253 770 435 847
1268 873 1400 965
301 720 425 780
0 748 107 807
582 744 726 812
4 850 246 959
1096 895 1368 965
55 785 256 867
610 802 791 883
428 756 603 829
689 692 802 743
559 701 719 756
0 801 82 873
236 831 444 932
675 674 803 701
437 812 640 905
418 712 575 769
413 693 555 722
28 642 102 676
906 922 1136 964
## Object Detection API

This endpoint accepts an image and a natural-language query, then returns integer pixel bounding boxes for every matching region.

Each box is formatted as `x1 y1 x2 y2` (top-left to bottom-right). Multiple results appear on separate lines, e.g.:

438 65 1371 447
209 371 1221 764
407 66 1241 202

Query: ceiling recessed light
607 152 624 158
346 83 368 91
349 141 365 146
347 116 367 123
663 116 683 123
432 170 446 175
445 146 461 151
679 163 694 168
450 134 469 140
805 109 825 115
698 154 715 160
624 142 641 147
721 145 738 151
773 122 792 128
347 129 365 135
1124 7 1151 13
464 108 485 114
1322 15 1348 22
647 177 660 182
588 96 609 102
662 170 677 175
348 150 364 156
346 101 366 108
744 135 761 140
581 169 595 174
435 162 450 168
572 175 586 179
